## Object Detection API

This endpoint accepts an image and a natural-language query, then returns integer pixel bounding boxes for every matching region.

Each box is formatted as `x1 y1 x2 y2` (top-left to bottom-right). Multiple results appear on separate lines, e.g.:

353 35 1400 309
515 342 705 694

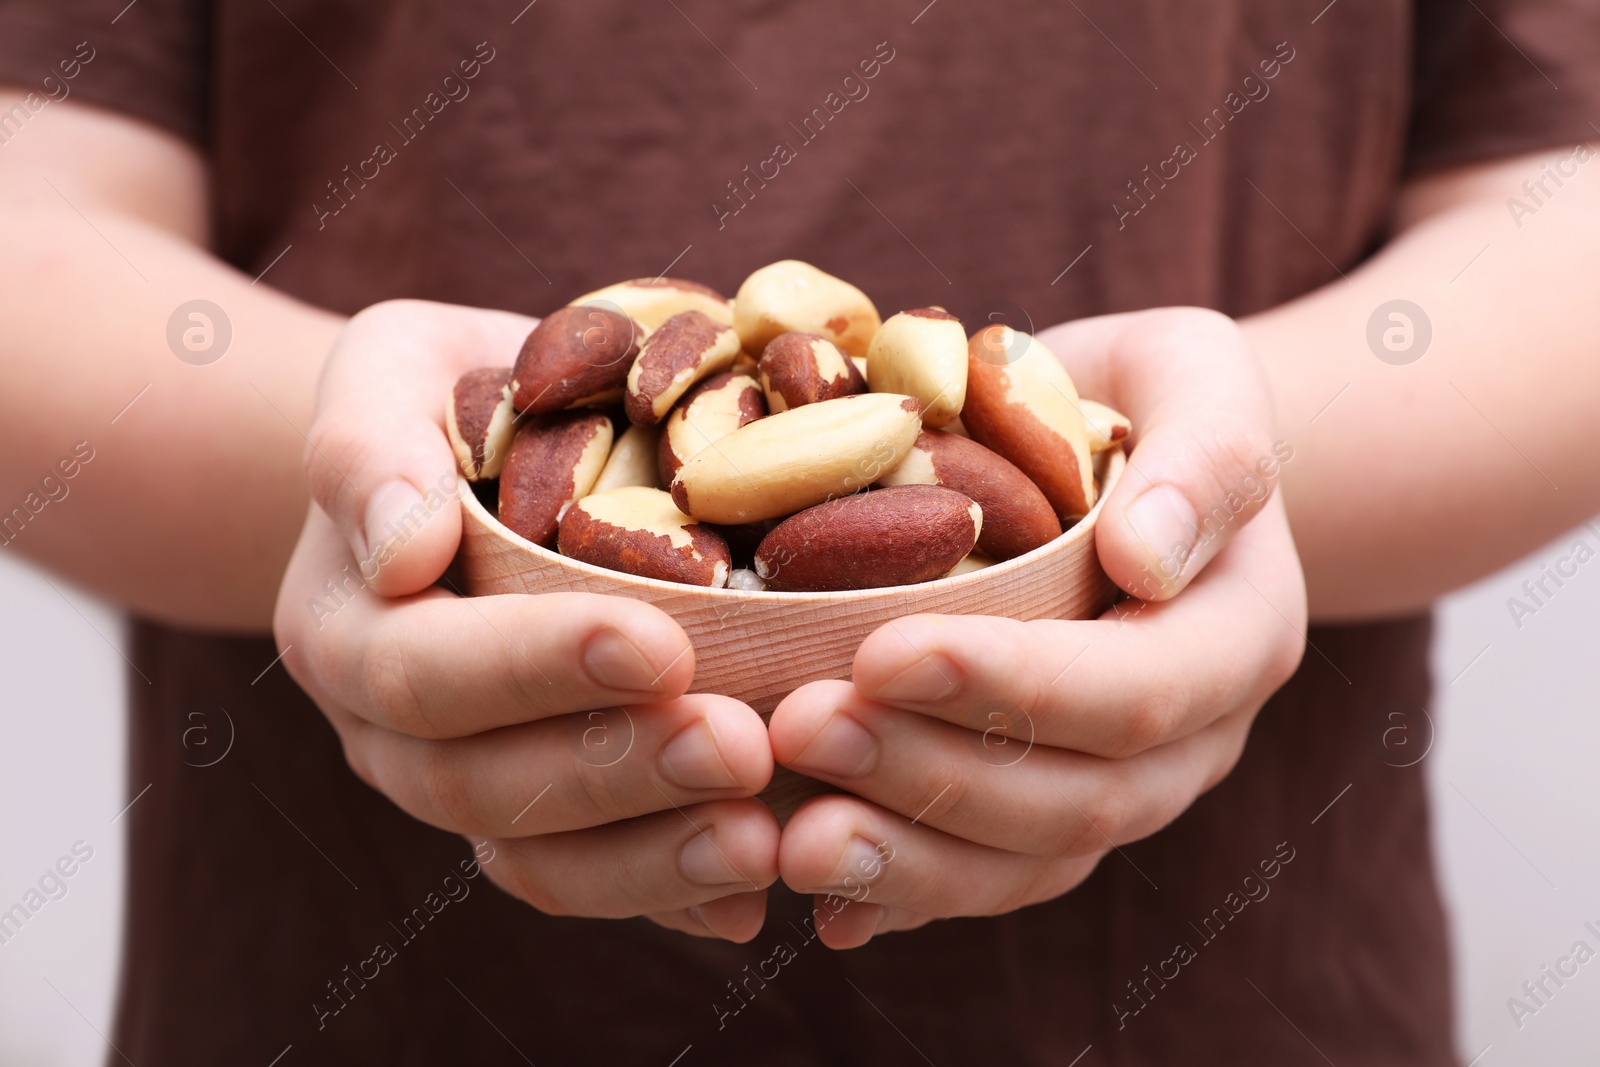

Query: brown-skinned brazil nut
624 310 742 426
558 486 731 587
657 372 766 485
445 367 516 481
758 331 866 412
878 429 1061 560
511 305 642 414
963 325 1097 521
753 484 982 592
670 392 922 525
497 411 613 547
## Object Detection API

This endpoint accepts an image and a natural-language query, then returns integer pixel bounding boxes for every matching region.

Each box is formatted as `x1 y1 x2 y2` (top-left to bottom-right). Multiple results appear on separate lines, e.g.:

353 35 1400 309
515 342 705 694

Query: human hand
272 300 779 941
769 308 1307 947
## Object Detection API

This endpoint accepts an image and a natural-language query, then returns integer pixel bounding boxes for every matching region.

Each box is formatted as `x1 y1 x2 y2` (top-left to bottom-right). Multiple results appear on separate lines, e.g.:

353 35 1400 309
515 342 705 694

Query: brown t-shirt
3 1 1597 1063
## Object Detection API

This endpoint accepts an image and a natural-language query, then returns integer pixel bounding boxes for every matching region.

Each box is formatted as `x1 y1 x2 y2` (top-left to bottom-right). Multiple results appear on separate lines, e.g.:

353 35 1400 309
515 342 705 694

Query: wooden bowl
455 451 1125 817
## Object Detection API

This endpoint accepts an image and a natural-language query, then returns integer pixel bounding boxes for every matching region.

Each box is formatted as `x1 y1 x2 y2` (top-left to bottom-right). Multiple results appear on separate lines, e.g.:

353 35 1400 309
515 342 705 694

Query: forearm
0 93 343 630
1242 146 1600 621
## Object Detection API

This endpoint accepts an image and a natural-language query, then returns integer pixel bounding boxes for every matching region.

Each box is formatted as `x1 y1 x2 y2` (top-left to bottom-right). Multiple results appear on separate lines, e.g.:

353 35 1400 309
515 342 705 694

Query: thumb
304 299 537 597
1043 308 1284 601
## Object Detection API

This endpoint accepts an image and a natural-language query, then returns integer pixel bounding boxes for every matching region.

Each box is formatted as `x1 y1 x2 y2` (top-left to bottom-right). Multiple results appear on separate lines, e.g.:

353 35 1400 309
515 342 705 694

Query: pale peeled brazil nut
671 392 922 525
733 260 882 359
1081 398 1132 453
865 307 968 428
753 484 982 592
590 422 660 493
510 305 642 414
624 310 742 426
446 367 516 481
758 331 865 412
878 429 1061 561
962 326 1097 521
497 411 613 548
657 371 766 485
569 277 733 335
947 552 998 576
558 486 731 588
726 568 768 592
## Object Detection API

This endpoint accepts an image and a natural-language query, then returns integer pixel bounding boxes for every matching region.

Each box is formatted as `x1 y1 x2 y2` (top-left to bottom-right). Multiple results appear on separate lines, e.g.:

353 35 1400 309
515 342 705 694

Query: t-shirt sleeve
0 0 209 146
1408 0 1600 173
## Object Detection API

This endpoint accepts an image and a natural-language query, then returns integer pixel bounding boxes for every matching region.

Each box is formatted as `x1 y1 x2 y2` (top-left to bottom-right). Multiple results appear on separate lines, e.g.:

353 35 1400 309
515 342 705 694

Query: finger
483 799 780 920
330 694 772 837
778 795 1100 941
277 508 696 738
803 901 936 950
306 300 536 595
806 897 883 950
770 681 1247 856
848 502 1304 757
648 891 771 943
1039 308 1280 599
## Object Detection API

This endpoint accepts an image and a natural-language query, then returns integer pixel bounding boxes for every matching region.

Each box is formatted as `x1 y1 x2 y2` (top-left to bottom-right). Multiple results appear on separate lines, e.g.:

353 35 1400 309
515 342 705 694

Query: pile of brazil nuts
446 260 1132 593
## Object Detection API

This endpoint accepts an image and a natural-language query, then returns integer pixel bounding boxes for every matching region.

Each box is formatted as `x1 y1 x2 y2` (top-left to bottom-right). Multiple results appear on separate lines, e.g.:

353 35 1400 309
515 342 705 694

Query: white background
1 520 1597 1066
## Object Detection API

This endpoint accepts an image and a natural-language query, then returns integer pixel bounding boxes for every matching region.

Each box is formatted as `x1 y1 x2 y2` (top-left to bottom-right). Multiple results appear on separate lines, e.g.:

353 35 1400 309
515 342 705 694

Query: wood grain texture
457 451 1125 818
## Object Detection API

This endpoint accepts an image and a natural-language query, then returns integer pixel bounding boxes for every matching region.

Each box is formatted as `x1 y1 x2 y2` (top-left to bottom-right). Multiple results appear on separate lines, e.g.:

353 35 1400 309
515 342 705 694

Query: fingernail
789 714 877 778
659 721 739 791
680 833 745 887
1124 485 1198 586
362 480 426 563
872 652 961 703
817 835 885 895
582 629 661 692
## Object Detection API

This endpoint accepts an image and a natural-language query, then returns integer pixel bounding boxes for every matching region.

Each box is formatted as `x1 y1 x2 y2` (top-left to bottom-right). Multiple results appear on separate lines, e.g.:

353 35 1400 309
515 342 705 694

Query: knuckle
570 761 628 823
1126 307 1241 362
1111 685 1185 757
1058 787 1128 857
506 643 565 717
361 636 444 738
416 743 477 831
329 723 378 790
296 625 346 697
1269 630 1307 690
491 855 571 917
991 861 1063 915
1193 414 1275 498
303 416 365 504
1202 732 1250 793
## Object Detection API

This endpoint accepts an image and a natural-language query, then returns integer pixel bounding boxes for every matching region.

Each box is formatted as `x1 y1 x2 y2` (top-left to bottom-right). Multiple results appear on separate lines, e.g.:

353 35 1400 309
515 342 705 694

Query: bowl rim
459 449 1124 601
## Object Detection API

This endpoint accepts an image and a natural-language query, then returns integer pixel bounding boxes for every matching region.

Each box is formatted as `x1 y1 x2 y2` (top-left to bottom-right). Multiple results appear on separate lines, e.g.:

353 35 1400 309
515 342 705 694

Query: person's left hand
768 308 1307 948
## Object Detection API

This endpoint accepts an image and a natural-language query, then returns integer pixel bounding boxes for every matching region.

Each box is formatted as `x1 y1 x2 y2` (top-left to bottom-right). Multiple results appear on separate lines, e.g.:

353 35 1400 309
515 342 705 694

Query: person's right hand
272 300 779 942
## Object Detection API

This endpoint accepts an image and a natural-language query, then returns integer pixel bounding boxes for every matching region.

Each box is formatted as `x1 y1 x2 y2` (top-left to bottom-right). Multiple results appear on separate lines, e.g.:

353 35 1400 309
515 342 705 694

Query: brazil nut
445 367 516 481
752 484 981 592
511 305 643 414
558 486 731 587
624 309 741 426
758 331 866 412
962 325 1097 521
657 371 767 484
733 260 881 359
497 411 613 547
878 429 1061 560
670 392 922 525
865 308 968 427
569 277 734 334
